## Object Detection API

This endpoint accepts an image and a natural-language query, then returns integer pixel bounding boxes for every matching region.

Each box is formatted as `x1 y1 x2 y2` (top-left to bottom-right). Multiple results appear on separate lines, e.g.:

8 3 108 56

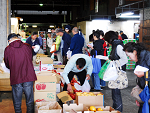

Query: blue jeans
12 81 34 113
100 79 106 87
91 73 101 90
112 89 123 112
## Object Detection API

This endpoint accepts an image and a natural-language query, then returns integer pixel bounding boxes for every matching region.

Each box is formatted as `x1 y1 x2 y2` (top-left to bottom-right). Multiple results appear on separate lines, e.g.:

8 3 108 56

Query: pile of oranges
89 106 103 111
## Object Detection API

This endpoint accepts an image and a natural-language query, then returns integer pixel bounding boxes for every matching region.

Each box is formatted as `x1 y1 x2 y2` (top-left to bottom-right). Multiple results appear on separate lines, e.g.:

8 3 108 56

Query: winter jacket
62 32 72 56
136 50 150 89
4 40 37 85
70 33 84 56
26 36 40 56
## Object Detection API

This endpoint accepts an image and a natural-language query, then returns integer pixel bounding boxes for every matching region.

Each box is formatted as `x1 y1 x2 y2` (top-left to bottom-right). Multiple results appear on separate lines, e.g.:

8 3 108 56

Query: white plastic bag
103 61 118 81
74 77 91 92
67 49 72 59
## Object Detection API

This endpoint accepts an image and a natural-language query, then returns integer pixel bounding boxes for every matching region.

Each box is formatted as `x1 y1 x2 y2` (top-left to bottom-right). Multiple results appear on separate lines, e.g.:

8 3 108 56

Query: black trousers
63 69 87 91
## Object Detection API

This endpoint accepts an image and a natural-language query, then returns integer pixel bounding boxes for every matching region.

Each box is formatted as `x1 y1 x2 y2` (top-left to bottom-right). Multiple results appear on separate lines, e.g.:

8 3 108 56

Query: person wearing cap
120 31 128 40
4 33 37 113
47 32 53 57
26 31 40 56
70 27 84 56
65 25 73 37
57 28 72 65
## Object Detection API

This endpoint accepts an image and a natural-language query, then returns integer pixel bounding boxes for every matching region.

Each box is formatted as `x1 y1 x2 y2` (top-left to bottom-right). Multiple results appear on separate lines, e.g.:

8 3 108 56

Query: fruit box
63 103 88 113
35 101 62 113
40 64 54 71
57 91 73 103
84 106 121 113
34 92 56 102
34 82 56 92
76 92 104 107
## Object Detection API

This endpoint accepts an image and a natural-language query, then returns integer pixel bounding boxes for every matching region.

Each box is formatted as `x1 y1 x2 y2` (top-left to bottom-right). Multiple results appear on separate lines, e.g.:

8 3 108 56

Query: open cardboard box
84 106 121 113
76 92 104 107
63 104 87 113
57 91 73 103
35 101 62 113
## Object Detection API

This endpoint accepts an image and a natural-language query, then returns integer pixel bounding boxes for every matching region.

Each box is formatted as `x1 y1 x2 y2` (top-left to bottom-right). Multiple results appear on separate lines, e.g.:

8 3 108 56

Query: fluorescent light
121 12 134 16
39 4 43 6
92 20 110 22
23 25 28 27
32 25 37 28
49 25 54 28
119 15 140 18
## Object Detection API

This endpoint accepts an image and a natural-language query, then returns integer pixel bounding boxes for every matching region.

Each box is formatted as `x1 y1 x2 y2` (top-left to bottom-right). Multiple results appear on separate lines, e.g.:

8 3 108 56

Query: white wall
85 20 140 43
11 18 19 34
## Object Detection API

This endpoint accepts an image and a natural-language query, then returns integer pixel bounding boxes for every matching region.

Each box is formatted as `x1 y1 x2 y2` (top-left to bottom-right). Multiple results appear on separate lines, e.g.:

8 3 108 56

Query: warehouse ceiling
11 0 81 23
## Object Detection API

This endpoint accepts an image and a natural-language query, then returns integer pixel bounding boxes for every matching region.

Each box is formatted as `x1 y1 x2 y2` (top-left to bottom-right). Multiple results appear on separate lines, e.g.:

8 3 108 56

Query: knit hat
56 28 63 33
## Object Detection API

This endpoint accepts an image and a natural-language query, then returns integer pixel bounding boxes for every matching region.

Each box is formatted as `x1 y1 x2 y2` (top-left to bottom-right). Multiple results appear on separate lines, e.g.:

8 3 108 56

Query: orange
97 108 103 111
89 106 96 111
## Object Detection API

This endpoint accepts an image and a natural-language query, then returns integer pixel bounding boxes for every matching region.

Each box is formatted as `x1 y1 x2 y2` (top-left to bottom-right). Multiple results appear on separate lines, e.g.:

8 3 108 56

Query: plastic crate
126 64 135 69
128 60 136 64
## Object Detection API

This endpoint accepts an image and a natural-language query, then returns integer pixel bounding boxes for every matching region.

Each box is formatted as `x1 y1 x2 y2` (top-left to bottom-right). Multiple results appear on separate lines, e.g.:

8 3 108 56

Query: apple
41 84 46 90
36 84 41 90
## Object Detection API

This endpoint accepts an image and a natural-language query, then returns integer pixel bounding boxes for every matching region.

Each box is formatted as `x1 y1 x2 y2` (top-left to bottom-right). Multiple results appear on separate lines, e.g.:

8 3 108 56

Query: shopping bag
67 48 72 59
74 78 91 92
91 51 101 74
50 44 56 53
103 61 118 81
108 61 128 89
98 60 110 79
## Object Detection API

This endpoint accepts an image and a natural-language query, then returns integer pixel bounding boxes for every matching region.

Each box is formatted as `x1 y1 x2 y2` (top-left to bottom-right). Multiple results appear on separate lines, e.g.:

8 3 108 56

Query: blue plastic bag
91 51 101 74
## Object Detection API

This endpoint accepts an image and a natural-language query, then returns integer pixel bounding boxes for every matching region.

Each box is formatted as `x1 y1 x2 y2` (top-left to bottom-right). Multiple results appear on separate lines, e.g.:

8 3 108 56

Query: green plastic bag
98 60 110 79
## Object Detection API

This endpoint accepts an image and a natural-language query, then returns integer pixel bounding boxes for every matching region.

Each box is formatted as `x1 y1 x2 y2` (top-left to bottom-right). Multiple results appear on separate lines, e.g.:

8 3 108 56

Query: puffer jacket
136 50 150 89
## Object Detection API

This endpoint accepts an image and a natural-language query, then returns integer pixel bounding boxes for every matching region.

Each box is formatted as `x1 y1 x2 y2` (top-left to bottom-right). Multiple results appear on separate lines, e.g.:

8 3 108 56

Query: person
65 25 73 37
70 27 84 56
47 32 53 57
79 29 87 54
4 33 37 113
29 31 31 37
62 54 93 92
87 30 104 91
26 31 40 56
103 31 128 112
116 31 122 40
97 30 107 87
54 28 63 63
89 30 95 42
123 42 150 113
51 28 57 42
38 32 44 48
120 31 128 40
57 28 72 65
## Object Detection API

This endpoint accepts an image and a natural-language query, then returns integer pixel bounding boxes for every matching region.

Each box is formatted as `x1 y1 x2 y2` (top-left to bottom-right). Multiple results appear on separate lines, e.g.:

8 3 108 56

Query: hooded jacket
4 40 37 85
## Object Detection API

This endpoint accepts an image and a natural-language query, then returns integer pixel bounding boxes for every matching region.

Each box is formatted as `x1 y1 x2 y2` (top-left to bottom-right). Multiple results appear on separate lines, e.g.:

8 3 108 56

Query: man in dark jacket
4 33 37 113
57 28 72 65
120 31 128 40
26 31 40 56
70 27 84 56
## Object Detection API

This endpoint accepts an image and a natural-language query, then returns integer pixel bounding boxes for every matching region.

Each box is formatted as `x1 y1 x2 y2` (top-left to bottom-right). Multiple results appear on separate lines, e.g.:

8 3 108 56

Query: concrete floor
0 70 139 113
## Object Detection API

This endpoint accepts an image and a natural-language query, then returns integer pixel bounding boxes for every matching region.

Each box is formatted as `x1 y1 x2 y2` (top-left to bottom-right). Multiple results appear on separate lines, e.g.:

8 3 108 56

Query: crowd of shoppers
5 25 149 113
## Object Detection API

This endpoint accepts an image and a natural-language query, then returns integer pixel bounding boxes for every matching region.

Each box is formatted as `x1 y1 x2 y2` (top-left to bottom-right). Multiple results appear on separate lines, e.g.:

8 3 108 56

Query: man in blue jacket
70 27 84 56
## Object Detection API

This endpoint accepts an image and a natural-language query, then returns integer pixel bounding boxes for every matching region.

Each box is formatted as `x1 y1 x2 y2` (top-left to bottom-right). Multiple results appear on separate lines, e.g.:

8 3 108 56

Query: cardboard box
40 64 54 71
76 92 104 107
34 82 56 92
40 57 53 64
57 91 73 103
84 106 120 113
63 104 87 113
35 101 62 113
36 71 60 83
56 84 61 93
34 92 56 102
